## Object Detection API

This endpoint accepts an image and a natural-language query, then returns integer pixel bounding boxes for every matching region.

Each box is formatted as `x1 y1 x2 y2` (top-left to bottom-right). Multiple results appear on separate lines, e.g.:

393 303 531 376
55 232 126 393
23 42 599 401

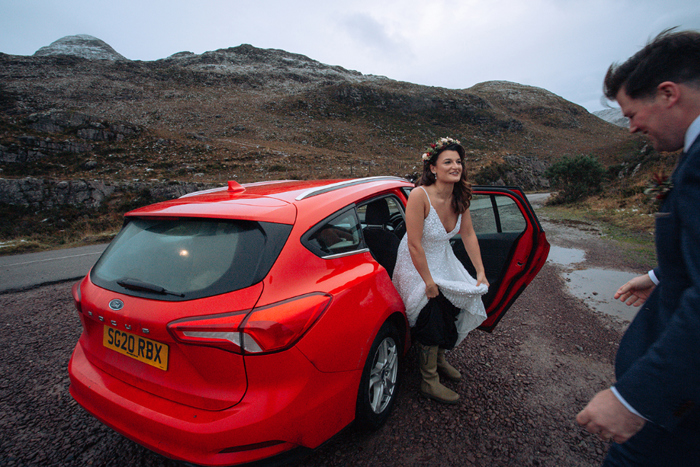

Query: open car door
451 187 550 332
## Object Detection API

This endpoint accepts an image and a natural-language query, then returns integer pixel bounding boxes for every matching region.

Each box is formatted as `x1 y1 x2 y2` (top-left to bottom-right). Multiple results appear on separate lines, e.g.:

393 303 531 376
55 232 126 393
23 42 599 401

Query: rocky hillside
1 35 638 187
593 108 629 128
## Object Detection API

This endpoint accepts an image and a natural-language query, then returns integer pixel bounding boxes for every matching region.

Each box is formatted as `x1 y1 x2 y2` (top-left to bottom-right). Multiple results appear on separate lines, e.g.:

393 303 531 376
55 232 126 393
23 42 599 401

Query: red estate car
68 176 549 466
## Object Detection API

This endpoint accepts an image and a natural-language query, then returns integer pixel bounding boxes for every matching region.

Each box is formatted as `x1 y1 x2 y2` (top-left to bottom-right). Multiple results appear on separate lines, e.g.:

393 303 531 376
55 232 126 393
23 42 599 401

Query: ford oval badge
109 299 124 311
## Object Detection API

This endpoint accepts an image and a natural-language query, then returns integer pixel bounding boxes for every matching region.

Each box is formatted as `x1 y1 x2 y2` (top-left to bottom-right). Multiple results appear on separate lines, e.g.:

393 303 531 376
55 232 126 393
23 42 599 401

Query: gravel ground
0 215 653 467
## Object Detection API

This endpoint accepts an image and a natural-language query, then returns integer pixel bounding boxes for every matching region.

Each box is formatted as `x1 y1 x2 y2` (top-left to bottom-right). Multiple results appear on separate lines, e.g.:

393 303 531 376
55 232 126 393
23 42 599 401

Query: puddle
563 268 641 322
547 245 640 322
548 245 585 267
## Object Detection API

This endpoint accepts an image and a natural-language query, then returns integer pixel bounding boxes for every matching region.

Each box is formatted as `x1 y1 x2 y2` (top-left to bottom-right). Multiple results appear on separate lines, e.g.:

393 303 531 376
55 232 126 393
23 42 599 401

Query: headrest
365 200 390 226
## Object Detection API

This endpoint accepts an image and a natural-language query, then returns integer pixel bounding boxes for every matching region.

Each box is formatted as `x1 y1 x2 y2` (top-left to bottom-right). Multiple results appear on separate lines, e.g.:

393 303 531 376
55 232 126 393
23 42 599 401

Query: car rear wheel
355 321 401 430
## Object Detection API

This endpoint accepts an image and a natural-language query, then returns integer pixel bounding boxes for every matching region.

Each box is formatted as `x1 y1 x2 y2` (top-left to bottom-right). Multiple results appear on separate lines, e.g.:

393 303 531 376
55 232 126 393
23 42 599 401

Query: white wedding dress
392 187 488 347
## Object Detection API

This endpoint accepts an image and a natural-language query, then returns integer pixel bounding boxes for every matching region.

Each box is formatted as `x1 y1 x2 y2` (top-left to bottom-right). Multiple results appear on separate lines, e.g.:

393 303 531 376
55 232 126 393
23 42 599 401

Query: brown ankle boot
418 343 459 404
437 348 462 382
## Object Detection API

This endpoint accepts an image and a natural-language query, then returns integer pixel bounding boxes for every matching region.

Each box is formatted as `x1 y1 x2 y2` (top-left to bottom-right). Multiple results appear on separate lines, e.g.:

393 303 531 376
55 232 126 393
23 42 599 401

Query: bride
392 137 489 405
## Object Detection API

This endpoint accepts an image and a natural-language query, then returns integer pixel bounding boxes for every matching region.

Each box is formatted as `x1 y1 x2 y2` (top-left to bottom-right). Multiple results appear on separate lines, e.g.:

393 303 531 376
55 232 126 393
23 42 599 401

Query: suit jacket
615 134 700 436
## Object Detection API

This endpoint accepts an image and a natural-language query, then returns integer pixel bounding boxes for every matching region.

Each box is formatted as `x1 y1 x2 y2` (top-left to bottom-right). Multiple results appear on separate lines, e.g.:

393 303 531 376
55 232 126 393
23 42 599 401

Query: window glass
306 210 362 257
386 197 404 219
469 195 498 234
496 196 528 233
357 196 404 225
469 194 527 234
91 218 291 300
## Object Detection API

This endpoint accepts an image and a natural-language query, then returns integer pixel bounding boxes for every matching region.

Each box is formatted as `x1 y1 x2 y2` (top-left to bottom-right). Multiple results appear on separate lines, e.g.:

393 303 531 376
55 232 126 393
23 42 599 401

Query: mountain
33 34 126 61
1 35 638 193
593 108 629 128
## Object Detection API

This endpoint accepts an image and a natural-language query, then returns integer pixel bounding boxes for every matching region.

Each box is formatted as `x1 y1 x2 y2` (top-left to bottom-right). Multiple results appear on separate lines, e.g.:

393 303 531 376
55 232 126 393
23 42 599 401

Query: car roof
125 176 413 224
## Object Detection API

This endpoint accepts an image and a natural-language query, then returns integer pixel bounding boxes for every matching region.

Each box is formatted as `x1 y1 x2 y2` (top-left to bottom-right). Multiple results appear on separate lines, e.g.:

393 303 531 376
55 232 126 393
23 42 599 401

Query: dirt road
0 214 653 466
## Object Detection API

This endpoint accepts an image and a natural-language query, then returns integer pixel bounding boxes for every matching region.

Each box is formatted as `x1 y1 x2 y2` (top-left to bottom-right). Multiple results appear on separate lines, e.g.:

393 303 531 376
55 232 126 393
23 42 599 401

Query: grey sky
1 0 699 112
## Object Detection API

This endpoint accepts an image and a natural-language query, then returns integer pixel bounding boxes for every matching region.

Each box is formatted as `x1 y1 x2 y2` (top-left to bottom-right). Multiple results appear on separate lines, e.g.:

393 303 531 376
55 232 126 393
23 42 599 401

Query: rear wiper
117 278 185 297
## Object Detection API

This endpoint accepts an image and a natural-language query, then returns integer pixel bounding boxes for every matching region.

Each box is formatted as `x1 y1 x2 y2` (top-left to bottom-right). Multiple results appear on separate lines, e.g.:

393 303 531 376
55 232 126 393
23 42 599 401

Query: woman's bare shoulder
407 186 430 216
408 186 424 198
407 186 428 204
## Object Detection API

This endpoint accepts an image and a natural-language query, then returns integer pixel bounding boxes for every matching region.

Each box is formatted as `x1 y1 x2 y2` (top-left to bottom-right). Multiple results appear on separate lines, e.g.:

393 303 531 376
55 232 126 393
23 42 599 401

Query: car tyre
355 320 401 430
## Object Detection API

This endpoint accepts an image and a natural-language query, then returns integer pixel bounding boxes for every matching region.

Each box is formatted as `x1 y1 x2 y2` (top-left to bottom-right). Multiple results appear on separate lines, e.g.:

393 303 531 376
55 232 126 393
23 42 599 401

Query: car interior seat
362 199 400 278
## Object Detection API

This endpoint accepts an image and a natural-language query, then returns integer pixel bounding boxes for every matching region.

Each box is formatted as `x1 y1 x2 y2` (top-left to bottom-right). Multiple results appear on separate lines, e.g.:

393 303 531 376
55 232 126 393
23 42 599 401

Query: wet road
547 235 640 322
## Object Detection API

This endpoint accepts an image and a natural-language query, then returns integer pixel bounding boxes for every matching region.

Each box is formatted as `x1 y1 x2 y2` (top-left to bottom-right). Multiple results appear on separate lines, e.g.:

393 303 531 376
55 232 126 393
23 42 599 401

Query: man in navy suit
577 29 700 465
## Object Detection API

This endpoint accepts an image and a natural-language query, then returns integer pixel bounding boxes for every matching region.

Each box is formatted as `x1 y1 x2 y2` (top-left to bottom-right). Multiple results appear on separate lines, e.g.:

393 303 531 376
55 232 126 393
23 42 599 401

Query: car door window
452 193 529 308
358 196 405 233
470 194 527 234
304 208 364 258
460 189 549 331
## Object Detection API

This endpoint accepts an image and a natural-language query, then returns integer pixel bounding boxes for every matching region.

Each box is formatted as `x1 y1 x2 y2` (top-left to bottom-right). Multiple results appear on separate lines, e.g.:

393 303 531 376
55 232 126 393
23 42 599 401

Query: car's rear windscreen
90 218 292 300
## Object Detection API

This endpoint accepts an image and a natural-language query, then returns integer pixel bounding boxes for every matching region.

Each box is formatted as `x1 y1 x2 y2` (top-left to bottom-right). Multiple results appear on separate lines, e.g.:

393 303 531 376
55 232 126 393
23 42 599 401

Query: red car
68 176 549 466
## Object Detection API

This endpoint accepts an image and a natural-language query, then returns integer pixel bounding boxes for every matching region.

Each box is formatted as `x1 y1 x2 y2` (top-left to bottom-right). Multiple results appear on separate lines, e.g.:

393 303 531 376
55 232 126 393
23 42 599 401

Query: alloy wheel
367 337 398 414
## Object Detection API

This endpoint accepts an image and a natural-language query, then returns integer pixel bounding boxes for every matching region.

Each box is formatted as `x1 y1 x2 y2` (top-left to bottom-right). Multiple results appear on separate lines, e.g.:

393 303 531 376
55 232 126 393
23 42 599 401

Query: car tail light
72 282 82 314
168 293 332 354
169 311 249 353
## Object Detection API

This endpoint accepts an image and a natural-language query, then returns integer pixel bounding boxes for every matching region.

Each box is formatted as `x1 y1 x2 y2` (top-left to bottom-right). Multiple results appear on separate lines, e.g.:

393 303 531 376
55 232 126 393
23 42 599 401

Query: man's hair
604 28 700 101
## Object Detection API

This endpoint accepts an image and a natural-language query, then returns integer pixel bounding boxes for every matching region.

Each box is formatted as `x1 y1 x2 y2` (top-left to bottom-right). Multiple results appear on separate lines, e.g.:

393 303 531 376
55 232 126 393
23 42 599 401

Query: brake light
242 293 331 353
168 293 331 354
72 282 82 314
169 311 248 353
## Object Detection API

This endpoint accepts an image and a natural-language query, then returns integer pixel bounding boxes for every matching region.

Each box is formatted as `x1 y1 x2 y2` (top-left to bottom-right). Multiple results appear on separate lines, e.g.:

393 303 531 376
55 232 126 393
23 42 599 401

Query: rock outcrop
499 155 550 190
475 155 550 191
25 109 141 141
0 177 212 209
0 110 141 164
0 137 94 164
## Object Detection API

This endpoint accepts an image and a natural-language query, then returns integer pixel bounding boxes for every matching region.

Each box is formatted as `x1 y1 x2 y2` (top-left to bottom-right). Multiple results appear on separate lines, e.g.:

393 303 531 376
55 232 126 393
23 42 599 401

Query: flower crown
644 172 673 202
421 137 461 161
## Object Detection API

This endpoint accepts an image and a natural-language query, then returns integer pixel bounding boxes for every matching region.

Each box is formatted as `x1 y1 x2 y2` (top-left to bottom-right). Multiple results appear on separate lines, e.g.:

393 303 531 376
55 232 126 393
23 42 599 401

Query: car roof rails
295 176 407 201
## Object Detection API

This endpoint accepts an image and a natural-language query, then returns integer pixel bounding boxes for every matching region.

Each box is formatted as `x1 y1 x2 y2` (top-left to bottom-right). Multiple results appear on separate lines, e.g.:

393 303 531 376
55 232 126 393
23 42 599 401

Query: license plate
103 326 169 371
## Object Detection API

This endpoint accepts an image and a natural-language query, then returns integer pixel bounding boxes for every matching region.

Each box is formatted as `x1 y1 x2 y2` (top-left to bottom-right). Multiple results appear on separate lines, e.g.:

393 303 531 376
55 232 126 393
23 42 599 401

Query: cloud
337 12 412 64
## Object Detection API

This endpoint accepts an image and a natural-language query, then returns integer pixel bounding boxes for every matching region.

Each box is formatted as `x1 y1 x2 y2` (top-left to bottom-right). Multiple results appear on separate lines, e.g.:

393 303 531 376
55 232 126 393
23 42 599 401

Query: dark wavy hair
604 28 700 101
416 142 472 214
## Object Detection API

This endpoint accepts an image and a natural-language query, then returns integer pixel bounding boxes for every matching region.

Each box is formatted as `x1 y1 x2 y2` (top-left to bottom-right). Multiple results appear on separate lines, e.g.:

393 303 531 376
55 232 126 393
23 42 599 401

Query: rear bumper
68 341 359 466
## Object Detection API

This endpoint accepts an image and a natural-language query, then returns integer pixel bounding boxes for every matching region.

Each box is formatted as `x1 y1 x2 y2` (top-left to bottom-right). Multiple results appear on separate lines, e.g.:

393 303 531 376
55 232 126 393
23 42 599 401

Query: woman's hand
425 281 439 299
476 271 489 288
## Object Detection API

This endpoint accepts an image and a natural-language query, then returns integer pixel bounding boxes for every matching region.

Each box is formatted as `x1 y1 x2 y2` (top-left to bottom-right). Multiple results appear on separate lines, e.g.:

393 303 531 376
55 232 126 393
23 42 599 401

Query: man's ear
657 81 681 108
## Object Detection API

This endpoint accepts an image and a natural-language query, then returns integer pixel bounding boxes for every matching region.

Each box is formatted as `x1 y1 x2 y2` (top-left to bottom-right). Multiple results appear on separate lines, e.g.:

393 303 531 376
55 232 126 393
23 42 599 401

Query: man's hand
576 389 646 443
614 274 656 307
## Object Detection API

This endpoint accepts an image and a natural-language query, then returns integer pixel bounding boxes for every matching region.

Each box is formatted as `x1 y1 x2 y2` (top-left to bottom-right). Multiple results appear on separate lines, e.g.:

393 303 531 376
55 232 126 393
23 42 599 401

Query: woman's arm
460 209 489 287
405 189 439 298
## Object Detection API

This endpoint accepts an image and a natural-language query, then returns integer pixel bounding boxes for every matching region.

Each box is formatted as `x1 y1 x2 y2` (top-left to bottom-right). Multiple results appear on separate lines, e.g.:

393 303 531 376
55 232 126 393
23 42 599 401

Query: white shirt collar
686 114 700 152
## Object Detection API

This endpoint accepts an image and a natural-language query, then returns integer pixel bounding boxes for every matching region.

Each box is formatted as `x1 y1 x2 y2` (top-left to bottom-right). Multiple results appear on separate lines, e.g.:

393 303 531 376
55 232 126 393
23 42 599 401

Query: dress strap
419 186 433 208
